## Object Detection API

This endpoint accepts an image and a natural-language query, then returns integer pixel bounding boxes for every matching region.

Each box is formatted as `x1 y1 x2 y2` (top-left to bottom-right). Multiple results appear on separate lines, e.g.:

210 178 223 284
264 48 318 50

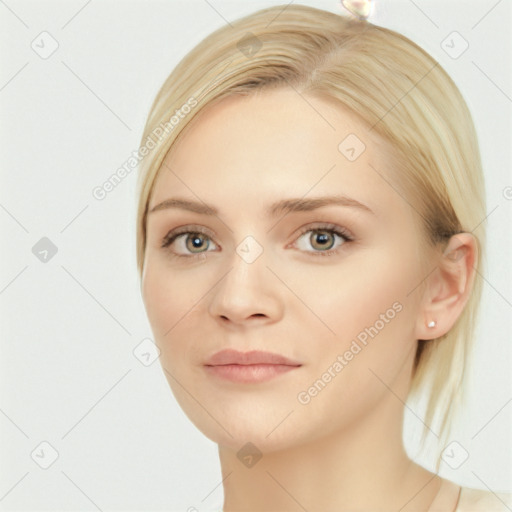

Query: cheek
141 254 216 376
287 254 420 420
141 257 192 342
288 246 422 401
288 248 417 337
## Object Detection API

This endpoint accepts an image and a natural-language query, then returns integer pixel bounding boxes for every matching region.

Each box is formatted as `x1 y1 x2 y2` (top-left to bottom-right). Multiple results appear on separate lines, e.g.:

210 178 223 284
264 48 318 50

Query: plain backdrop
0 0 511 510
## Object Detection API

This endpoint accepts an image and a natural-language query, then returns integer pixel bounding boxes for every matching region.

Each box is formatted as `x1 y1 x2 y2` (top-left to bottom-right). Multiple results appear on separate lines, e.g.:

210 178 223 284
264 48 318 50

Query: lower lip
204 364 300 383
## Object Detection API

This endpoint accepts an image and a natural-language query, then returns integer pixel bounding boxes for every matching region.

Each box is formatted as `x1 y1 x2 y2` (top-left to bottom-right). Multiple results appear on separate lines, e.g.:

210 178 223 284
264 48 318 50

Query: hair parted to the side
135 4 486 469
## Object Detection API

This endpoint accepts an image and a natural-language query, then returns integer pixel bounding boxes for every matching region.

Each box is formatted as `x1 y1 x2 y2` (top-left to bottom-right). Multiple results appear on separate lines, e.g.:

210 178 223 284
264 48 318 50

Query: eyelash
160 223 354 260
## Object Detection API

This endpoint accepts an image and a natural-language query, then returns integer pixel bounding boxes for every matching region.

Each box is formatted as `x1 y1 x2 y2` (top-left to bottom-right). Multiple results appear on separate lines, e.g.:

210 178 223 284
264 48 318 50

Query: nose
207 244 283 327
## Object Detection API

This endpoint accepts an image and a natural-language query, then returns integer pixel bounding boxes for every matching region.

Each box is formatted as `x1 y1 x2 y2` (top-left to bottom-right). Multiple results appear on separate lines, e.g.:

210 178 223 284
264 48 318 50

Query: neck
218 383 440 511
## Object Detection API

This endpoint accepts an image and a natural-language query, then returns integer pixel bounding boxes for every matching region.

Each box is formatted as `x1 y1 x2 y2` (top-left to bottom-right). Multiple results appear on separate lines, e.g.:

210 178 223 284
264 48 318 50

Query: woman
135 4 511 511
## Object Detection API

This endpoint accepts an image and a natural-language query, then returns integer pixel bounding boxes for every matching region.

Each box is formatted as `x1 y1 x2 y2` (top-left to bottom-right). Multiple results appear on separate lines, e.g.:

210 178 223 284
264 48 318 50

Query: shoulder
456 486 512 511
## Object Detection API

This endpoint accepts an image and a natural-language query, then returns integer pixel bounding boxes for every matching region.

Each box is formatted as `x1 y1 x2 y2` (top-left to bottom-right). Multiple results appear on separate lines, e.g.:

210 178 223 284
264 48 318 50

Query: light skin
141 87 477 511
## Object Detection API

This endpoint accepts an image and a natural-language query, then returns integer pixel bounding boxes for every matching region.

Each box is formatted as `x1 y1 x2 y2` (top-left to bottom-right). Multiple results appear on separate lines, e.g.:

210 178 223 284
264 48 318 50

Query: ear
415 233 478 340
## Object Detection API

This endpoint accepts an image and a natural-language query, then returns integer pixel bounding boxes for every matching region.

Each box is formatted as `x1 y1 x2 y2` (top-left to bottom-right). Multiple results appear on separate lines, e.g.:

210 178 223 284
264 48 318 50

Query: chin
184 405 316 456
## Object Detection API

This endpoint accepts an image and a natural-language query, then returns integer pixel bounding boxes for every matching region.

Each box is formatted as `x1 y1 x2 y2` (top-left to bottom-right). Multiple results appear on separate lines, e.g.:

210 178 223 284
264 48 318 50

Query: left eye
293 226 351 256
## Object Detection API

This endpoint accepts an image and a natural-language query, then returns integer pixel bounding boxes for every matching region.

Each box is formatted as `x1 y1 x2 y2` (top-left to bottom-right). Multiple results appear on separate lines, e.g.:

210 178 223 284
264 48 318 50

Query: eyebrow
148 195 374 217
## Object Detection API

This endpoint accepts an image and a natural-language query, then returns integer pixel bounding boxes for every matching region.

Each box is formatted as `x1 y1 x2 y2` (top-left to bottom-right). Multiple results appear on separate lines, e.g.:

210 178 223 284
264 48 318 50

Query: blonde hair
135 4 486 468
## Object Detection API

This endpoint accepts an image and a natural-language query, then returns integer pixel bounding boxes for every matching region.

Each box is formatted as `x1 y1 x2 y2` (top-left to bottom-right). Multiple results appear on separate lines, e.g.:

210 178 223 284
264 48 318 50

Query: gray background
0 0 511 510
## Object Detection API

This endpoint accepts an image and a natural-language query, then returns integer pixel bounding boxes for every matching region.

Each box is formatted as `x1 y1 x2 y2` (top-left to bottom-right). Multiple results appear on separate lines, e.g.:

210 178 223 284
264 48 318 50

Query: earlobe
415 233 478 341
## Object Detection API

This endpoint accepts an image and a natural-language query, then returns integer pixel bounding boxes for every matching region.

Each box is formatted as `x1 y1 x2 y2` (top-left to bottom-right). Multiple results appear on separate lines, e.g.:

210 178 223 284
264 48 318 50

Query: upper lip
205 349 302 366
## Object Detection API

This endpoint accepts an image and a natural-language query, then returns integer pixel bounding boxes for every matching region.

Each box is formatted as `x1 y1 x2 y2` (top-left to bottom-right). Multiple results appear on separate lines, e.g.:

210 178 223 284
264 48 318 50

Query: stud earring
427 320 436 328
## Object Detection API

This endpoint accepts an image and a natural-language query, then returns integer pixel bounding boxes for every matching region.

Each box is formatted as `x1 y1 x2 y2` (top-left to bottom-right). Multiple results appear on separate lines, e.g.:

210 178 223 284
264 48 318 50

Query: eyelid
292 221 354 242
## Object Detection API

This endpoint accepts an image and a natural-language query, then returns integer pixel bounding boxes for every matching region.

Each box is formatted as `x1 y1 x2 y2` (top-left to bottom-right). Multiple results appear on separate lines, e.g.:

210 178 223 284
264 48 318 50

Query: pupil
188 234 207 252
313 231 334 250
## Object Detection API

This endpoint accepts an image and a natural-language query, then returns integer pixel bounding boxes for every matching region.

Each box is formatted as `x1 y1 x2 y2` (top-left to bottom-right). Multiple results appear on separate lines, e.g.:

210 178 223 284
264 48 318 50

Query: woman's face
142 88 430 452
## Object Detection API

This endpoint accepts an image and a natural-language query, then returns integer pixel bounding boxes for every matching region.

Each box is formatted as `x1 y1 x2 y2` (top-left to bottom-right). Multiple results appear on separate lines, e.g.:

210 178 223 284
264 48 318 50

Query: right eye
161 227 219 259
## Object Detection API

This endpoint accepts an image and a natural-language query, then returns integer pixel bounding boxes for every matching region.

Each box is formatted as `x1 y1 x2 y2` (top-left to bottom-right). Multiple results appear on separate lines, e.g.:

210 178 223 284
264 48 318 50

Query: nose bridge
208 233 280 322
219 233 268 297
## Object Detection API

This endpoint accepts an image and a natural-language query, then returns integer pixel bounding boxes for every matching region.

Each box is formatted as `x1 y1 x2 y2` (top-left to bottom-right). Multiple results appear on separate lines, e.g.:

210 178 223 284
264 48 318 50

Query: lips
203 349 302 383
204 349 301 367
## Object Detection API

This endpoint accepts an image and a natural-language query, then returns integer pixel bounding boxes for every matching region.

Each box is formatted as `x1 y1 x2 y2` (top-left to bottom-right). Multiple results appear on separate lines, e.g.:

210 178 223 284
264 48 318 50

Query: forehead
150 88 396 217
